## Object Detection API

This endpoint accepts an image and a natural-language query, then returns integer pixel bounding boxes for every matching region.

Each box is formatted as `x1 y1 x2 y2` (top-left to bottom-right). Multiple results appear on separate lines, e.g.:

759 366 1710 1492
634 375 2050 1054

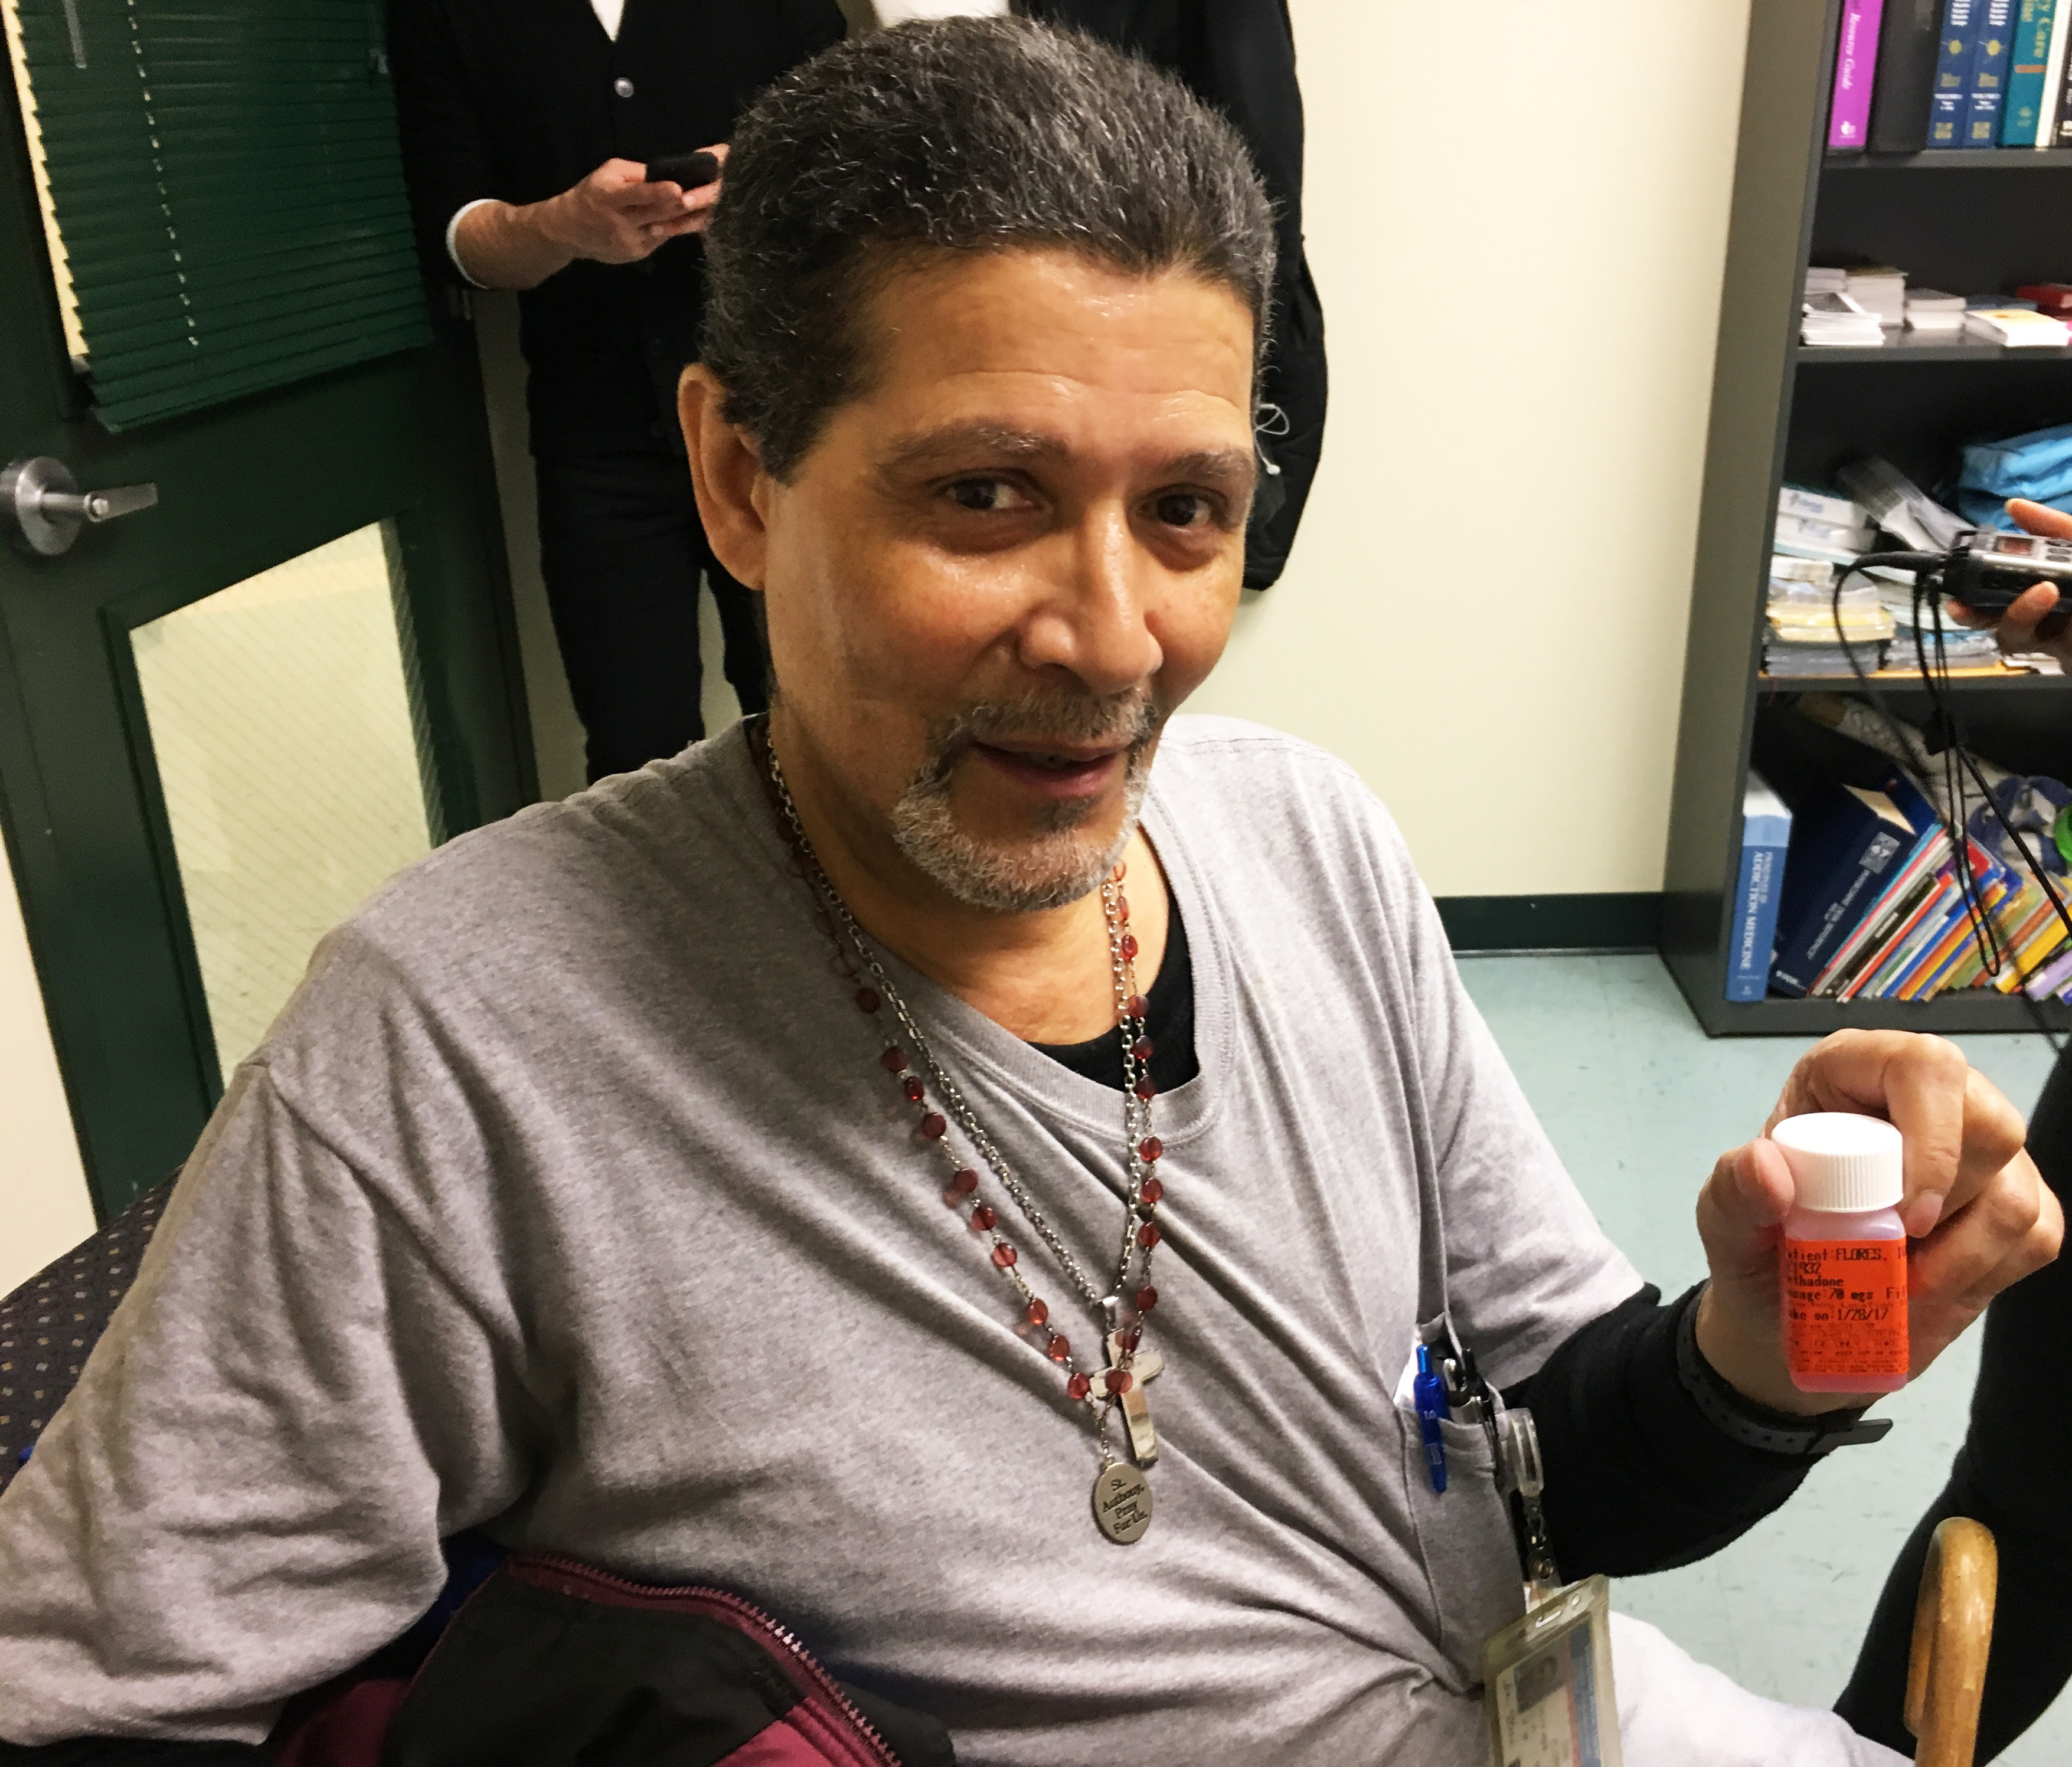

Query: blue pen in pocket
1412 1343 1448 1494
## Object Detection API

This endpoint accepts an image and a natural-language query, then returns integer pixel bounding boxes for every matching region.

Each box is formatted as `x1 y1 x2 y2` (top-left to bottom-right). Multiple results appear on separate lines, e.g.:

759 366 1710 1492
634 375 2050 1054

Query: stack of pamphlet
1878 581 2005 670
1764 487 1891 676
1845 265 1907 325
1802 292 1884 348
1767 587 1894 676
1904 289 1968 333
1966 306 2072 348
1774 485 1878 561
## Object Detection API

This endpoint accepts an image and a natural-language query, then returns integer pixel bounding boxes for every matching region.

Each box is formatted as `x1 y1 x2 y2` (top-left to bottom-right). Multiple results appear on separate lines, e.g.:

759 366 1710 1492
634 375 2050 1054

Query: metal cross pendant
1106 1330 1165 1465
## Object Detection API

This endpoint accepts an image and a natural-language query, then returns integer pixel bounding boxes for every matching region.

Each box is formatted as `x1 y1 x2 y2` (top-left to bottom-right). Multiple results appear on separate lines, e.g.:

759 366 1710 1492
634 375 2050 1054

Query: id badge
1481 1575 1622 1767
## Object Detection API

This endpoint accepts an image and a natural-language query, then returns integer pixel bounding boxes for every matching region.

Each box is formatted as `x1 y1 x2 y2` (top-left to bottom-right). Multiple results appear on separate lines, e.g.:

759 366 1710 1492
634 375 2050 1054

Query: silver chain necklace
756 723 1169 1543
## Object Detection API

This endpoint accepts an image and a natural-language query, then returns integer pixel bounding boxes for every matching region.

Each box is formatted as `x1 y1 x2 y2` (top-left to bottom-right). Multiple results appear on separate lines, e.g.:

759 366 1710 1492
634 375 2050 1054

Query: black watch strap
1674 1287 1893 1457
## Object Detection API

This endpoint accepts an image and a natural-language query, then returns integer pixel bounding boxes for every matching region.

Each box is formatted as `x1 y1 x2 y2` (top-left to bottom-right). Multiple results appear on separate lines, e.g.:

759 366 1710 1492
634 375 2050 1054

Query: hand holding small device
547 146 728 266
1948 497 2072 660
646 151 722 192
634 146 726 242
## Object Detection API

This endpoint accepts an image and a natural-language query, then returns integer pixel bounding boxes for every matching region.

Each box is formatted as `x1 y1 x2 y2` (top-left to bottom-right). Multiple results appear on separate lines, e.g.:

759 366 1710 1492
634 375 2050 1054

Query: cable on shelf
1834 551 2071 1050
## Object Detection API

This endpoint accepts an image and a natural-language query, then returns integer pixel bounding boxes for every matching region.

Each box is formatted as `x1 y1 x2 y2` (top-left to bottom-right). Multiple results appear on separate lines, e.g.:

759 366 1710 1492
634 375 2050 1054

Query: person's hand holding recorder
1950 496 2072 668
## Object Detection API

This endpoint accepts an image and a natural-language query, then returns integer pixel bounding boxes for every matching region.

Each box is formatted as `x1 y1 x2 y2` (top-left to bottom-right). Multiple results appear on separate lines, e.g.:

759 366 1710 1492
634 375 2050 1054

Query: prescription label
1782 1238 1908 1379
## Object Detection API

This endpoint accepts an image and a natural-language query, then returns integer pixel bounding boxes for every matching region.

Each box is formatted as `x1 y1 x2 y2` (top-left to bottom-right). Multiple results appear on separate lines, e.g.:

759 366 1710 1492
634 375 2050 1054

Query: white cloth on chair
1613 1613 1910 1765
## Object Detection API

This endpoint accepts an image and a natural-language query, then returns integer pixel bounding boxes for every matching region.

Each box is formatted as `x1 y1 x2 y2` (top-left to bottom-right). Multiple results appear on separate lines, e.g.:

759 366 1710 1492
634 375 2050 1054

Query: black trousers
1835 1043 2072 1760
534 451 770 784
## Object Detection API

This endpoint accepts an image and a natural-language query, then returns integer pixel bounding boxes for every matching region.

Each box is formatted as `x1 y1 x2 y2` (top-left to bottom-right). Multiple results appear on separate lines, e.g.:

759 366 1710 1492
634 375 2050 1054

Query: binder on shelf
1881 842 2005 998
1940 874 2038 992
1897 854 2010 999
1807 780 1946 998
2003 0 2057 140
1991 879 2072 986
1768 781 1923 997
1872 0 1952 147
1848 833 1998 1000
1727 774 1793 1002
2040 0 2072 141
2021 937 2072 999
1850 871 1960 1000
1930 0 1981 145
1831 0 1888 146
1964 0 2015 143
1822 851 1947 999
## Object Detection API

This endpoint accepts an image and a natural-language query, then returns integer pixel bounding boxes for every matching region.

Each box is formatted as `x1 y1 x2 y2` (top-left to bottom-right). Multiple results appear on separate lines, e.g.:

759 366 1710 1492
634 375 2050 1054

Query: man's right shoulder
374 744 749 928
269 732 776 1053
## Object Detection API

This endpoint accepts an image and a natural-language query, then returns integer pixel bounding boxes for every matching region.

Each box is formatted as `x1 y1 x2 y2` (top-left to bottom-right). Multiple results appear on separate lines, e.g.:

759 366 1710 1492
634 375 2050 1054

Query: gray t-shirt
0 716 1638 1765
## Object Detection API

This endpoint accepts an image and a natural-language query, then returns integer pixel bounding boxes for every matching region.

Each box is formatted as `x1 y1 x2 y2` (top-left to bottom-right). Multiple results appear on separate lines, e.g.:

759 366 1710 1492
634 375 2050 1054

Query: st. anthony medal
1092 1461 1153 1543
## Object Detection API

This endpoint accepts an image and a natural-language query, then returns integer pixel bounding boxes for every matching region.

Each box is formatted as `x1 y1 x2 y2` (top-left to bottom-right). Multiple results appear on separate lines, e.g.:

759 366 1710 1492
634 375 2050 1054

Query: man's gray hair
701 18 1277 480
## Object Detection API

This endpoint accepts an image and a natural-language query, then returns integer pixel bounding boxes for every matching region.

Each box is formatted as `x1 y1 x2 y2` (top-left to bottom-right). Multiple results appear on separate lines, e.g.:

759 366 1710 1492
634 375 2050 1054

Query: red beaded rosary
756 723 1168 1544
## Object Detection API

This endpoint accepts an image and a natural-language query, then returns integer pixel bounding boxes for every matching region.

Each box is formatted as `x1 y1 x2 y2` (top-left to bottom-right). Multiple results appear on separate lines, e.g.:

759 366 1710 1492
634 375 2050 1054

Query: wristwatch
1674 1287 1893 1457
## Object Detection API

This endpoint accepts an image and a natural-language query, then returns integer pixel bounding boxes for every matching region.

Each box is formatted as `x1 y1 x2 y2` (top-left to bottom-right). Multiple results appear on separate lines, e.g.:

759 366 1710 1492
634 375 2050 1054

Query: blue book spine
1931 0 1979 143
1884 768 1936 831
1967 0 2015 141
2002 0 2053 141
1770 806 1915 997
1728 796 1793 1003
1867 881 1959 998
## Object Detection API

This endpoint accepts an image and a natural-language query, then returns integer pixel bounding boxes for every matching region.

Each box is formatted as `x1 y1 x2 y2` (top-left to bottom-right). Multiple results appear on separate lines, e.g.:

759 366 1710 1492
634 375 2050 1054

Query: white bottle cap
1770 1112 1904 1212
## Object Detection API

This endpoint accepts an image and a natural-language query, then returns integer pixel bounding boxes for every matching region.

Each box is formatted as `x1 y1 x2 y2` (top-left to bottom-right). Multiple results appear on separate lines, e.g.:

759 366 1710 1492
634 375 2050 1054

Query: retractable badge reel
1465 1377 1622 1767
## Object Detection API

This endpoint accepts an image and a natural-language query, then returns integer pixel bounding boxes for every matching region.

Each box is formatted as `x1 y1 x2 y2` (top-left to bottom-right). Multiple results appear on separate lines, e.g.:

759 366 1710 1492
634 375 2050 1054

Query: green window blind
4 0 429 431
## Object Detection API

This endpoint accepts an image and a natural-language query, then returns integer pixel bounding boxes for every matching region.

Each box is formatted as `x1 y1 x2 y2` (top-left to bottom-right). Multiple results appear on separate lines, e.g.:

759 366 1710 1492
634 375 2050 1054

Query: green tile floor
1457 951 2065 1765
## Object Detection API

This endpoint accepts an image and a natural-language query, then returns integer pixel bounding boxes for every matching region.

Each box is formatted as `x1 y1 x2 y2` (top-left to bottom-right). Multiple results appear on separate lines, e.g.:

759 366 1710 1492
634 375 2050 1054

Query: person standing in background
1838 495 2072 1761
388 2 846 783
850 0 1326 588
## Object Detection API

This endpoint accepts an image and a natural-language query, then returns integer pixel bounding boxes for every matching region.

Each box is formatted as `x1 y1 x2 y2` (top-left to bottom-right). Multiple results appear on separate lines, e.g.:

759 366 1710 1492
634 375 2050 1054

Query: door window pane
129 524 433 1074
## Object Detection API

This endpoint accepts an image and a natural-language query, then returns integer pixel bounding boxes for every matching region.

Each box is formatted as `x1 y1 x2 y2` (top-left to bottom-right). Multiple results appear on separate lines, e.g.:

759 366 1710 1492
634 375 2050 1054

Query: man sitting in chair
0 21 2057 1766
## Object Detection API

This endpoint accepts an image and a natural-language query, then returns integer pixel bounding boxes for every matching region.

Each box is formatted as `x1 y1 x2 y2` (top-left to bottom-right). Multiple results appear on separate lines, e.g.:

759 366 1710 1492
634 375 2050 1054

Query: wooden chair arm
1906 1516 1999 1767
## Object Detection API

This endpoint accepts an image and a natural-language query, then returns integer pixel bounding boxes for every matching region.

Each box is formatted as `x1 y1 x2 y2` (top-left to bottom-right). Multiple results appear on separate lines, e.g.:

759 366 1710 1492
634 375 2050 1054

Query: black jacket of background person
1028 0 1326 588
387 1 845 461
388 0 1321 584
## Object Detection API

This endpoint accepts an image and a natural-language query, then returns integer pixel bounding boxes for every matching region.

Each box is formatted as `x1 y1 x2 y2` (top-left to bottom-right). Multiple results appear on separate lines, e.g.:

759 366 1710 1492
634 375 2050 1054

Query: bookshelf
1661 0 2072 1037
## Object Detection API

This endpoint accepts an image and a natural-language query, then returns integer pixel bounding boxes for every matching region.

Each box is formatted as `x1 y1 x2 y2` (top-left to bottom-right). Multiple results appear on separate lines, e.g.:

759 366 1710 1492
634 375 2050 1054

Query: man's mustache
922 689 1165 775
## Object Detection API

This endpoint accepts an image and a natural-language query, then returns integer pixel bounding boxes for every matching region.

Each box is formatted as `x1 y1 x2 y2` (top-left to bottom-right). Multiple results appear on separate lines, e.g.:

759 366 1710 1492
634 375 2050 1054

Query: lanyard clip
1440 1345 1501 1465
1498 1406 1562 1605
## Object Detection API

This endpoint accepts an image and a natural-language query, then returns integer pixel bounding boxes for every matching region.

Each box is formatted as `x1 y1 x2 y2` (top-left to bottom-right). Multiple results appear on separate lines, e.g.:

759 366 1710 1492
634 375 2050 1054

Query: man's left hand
1694 1030 2061 1414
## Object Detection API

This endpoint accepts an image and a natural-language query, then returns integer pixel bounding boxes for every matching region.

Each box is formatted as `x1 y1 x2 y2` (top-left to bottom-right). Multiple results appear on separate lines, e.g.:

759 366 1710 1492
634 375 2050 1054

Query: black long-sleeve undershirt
1505 1281 1820 1579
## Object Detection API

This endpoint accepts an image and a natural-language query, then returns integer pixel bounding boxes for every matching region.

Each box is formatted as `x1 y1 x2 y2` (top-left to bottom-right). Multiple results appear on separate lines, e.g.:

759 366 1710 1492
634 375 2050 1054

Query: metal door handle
1 455 159 556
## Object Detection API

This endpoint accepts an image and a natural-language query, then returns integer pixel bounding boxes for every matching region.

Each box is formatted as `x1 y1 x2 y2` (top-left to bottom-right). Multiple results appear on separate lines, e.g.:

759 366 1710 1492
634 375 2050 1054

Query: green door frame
0 55 537 1222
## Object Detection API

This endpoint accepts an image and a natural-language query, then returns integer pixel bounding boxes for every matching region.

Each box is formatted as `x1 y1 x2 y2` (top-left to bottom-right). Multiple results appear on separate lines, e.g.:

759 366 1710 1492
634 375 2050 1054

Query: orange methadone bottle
1772 1112 1910 1396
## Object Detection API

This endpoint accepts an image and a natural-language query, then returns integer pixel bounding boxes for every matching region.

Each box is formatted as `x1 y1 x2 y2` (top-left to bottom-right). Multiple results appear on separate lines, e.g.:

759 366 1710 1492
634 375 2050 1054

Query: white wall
0 832 93 1293
1189 0 1754 897
486 0 1759 893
